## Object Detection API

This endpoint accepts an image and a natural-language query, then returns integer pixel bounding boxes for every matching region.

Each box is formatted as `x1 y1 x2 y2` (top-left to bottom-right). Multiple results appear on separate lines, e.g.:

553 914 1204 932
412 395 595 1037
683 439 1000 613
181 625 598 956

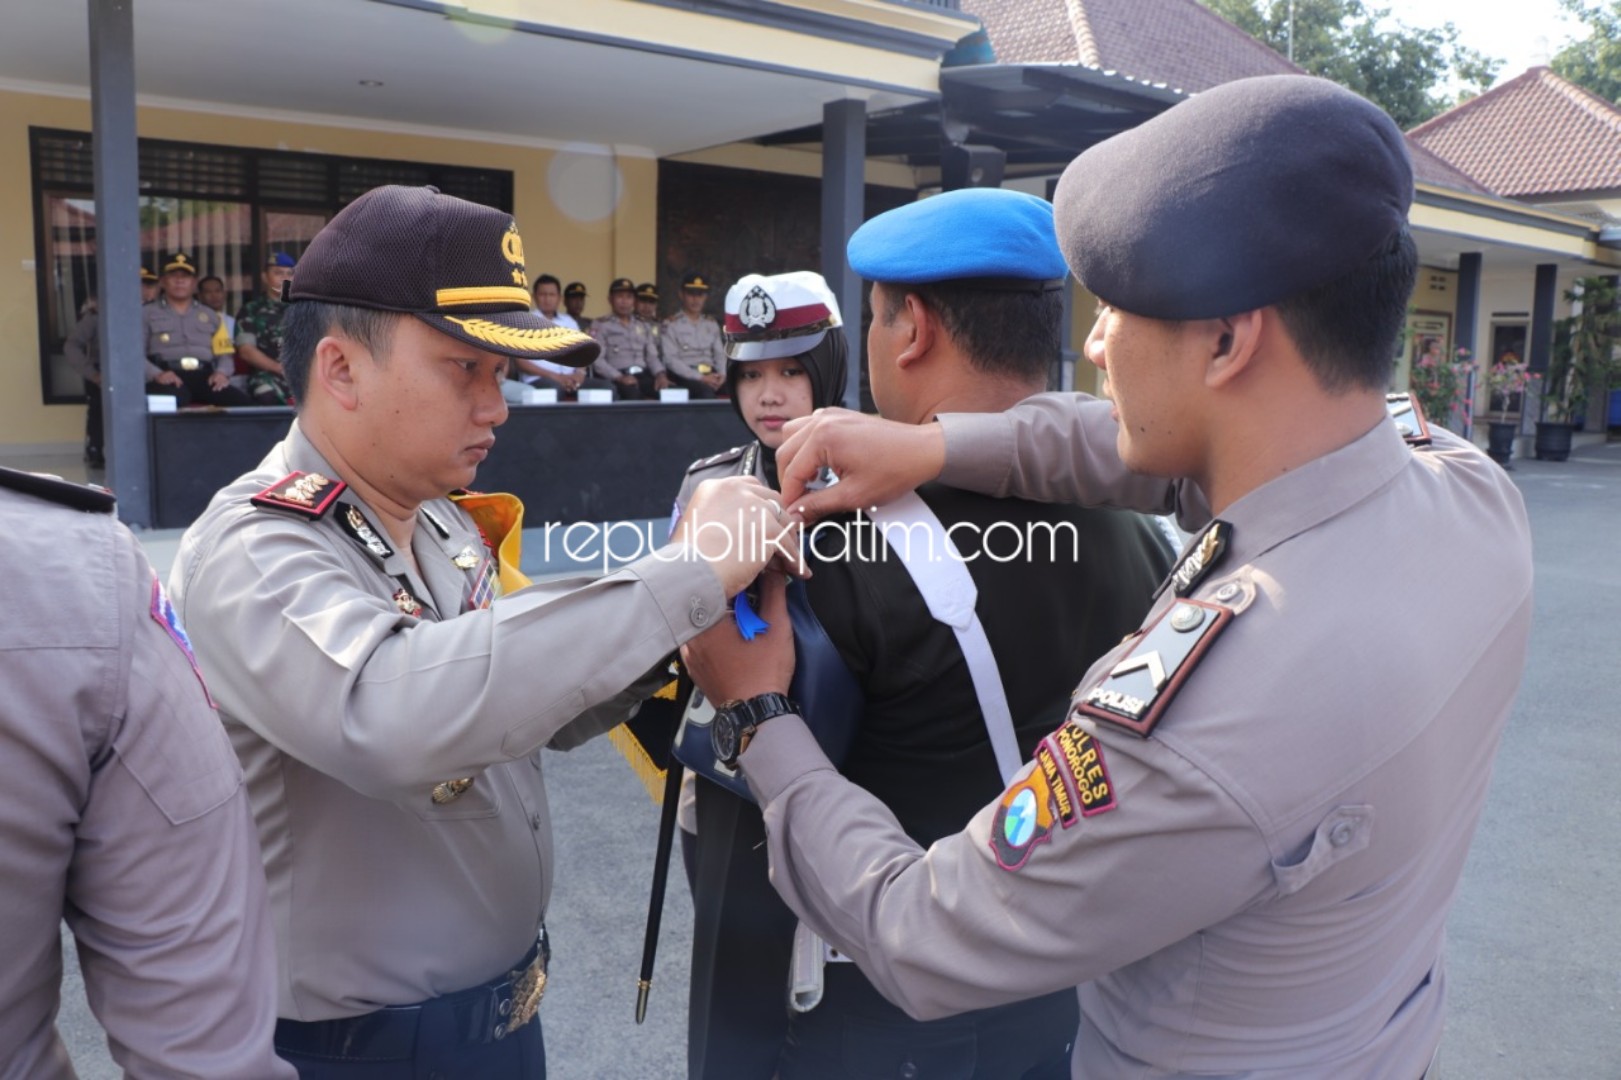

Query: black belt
274 930 550 1062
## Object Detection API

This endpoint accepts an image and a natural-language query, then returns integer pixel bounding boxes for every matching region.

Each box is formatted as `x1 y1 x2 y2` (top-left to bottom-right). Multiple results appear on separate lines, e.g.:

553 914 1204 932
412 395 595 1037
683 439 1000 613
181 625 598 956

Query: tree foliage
1551 0 1621 103
1202 0 1502 128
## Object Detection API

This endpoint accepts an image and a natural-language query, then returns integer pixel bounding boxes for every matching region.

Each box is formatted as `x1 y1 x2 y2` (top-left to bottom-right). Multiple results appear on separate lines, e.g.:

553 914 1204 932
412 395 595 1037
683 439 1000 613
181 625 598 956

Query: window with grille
29 128 513 405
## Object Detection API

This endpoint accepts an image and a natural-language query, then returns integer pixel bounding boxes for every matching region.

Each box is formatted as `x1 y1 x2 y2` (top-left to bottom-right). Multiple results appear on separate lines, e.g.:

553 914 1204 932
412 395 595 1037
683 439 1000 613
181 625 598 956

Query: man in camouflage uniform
235 251 297 405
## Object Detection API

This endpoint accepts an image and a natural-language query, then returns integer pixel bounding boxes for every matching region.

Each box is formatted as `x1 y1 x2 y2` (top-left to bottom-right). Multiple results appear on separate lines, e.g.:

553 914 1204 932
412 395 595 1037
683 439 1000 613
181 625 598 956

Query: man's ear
1206 310 1263 389
896 292 935 370
312 334 362 411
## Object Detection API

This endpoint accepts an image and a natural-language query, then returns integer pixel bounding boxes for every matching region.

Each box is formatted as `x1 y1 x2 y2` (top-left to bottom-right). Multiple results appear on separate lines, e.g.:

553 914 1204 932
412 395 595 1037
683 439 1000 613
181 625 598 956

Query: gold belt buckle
178 356 201 372
505 953 547 1031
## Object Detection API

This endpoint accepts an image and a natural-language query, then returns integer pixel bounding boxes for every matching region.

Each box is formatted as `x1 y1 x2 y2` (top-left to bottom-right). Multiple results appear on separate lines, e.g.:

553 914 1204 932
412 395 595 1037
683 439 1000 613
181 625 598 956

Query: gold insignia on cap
443 317 597 355
501 222 525 268
435 285 533 308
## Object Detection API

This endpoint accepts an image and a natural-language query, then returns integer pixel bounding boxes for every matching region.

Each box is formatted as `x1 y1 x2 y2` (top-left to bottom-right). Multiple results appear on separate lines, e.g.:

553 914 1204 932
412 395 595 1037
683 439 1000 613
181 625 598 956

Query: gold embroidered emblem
431 777 474 804
443 318 595 355
452 545 480 570
501 222 525 267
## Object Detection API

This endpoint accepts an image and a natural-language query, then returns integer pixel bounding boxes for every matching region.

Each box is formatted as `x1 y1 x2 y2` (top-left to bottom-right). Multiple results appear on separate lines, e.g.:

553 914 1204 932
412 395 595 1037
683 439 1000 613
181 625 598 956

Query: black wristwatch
710 692 799 770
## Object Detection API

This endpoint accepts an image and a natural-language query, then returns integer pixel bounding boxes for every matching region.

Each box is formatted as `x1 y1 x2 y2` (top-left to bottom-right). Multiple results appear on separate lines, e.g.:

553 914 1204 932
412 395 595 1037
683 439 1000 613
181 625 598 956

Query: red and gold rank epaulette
250 471 346 519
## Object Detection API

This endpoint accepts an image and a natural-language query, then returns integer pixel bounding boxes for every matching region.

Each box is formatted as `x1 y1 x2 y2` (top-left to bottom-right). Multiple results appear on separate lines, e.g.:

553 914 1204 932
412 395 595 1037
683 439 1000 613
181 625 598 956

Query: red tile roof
1408 66 1621 199
964 0 1300 93
961 0 1495 196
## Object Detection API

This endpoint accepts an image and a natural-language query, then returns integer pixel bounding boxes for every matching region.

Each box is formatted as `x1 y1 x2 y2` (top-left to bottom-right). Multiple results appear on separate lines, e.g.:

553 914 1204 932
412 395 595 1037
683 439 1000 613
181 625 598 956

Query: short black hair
876 281 1060 384
1274 227 1418 393
199 275 224 290
533 274 561 294
279 301 400 406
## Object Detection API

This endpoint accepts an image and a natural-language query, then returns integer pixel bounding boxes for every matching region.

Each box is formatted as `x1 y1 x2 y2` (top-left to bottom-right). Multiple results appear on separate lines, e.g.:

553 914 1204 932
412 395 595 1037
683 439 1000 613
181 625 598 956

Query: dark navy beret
848 188 1067 285
1054 75 1413 320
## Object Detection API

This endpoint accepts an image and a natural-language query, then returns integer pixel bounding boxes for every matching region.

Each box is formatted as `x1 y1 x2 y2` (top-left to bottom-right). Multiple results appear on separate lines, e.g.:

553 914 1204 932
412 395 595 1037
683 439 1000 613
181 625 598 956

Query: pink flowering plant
1409 343 1474 429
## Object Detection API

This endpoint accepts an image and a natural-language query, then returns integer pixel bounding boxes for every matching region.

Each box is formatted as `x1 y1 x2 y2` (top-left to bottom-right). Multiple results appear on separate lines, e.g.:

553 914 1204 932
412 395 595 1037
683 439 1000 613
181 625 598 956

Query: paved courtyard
44 438 1621 1079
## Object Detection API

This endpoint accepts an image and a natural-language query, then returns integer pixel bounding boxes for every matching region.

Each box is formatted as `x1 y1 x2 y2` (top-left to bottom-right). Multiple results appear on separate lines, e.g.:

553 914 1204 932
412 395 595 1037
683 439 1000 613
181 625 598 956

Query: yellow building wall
0 87 658 447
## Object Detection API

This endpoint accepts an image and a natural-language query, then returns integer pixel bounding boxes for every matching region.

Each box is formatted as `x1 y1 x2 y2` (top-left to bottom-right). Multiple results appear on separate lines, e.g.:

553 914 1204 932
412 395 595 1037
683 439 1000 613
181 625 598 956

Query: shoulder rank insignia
1158 519 1231 599
336 502 392 562
0 465 115 513
687 444 750 474
251 471 346 519
1076 598 1233 738
1385 392 1432 447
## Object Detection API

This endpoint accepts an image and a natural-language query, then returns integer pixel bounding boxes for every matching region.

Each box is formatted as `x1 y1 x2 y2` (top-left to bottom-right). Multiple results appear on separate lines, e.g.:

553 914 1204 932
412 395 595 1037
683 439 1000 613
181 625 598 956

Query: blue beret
848 188 1067 285
268 251 296 268
1054 75 1413 320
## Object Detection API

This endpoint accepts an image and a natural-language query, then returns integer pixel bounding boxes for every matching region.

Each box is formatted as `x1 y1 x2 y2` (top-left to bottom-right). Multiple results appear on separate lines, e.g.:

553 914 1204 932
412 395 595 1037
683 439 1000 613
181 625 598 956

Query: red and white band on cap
723 271 843 362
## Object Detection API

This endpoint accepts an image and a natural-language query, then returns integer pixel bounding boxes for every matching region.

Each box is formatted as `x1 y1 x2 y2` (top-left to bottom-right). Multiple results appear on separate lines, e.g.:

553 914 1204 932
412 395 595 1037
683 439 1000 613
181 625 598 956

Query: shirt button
690 598 711 628
530 812 543 831
1329 821 1355 847
900 1064 919 1079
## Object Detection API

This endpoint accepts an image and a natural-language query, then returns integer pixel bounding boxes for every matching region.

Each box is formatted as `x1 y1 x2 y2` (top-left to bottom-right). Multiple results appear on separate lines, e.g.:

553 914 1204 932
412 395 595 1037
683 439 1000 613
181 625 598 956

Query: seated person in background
682 215 1175 1078
234 252 297 405
563 280 591 331
142 252 251 407
635 282 662 343
591 277 668 399
660 273 727 399
66 267 164 465
504 274 615 402
199 275 237 345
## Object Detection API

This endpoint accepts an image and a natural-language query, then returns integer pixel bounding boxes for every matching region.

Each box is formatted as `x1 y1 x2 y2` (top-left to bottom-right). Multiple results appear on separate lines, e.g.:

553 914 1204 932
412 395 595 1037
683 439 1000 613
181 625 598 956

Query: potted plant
1537 277 1616 460
1408 340 1472 434
1484 350 1532 466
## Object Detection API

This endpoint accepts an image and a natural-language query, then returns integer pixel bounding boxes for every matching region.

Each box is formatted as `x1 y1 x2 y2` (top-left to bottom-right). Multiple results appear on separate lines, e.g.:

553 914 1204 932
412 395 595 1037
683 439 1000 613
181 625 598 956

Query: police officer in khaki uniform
685 77 1534 1078
660 273 727 399
591 276 667 399
143 251 252 407
169 186 789 1079
562 280 592 332
64 266 159 467
0 466 291 1079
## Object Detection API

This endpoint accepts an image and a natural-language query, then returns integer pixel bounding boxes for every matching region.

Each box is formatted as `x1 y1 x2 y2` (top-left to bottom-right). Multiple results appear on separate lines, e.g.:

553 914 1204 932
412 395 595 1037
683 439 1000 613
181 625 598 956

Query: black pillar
89 0 152 526
820 99 865 409
1528 263 1557 376
1455 252 1482 358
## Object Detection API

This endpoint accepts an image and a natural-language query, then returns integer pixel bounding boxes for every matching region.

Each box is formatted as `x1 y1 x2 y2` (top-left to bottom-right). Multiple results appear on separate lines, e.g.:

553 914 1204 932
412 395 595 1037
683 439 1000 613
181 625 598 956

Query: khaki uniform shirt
590 315 663 380
0 471 290 1079
741 393 1533 1078
144 296 232 375
660 313 727 383
168 422 725 1020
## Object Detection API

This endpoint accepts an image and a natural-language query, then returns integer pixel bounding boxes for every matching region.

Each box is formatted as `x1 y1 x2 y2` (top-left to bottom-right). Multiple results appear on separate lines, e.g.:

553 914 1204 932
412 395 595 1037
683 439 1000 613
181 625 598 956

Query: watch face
710 710 740 767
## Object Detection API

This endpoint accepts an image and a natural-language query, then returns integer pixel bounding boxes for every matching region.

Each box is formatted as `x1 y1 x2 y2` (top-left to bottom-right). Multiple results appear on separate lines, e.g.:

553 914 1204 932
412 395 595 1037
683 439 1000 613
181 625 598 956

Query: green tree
1551 0 1621 103
1202 0 1502 128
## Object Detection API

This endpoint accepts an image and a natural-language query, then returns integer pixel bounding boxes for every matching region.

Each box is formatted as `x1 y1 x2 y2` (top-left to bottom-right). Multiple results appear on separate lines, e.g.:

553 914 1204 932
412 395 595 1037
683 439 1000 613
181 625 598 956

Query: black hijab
724 329 849 488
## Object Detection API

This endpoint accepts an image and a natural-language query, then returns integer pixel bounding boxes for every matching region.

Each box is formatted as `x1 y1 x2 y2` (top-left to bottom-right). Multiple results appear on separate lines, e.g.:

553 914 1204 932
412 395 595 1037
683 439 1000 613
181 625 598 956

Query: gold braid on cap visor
442 317 596 354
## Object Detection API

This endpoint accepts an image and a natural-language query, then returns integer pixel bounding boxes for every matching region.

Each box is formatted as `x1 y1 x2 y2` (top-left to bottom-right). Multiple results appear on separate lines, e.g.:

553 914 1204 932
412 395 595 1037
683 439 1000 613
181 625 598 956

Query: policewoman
168 186 789 1078
686 77 1534 1078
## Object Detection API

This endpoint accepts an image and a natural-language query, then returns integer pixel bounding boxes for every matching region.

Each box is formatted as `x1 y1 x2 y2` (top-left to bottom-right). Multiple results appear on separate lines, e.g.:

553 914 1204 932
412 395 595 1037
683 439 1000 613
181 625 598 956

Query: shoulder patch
0 465 115 513
250 471 346 519
1385 392 1432 447
1075 598 1233 738
687 444 749 473
150 574 215 708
